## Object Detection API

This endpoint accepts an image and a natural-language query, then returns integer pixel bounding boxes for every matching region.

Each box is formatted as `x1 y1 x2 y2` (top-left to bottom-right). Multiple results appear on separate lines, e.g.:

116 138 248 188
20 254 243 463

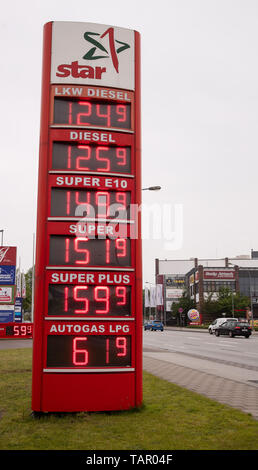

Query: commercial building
155 251 258 324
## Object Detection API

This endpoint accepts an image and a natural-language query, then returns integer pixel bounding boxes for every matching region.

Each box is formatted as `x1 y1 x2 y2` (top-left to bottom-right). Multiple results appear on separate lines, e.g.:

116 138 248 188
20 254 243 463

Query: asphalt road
143 328 258 386
1 329 258 386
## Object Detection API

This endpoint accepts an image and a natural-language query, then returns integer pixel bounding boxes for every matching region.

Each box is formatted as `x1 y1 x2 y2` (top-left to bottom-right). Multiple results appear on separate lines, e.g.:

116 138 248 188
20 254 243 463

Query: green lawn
0 348 258 450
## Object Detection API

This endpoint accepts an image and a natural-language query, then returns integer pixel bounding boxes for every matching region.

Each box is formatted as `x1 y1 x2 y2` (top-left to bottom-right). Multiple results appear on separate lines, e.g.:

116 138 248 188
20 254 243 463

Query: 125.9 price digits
52 143 131 174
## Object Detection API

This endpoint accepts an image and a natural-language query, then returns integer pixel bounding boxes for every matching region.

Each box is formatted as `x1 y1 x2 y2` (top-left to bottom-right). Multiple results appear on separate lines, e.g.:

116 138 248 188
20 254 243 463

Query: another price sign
0 323 33 338
32 22 142 413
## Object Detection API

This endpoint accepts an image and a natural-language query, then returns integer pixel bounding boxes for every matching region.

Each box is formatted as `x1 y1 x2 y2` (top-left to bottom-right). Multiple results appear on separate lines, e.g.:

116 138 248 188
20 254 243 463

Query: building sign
189 274 195 285
14 297 22 323
32 22 142 413
51 22 135 90
0 305 14 323
0 247 16 323
0 247 17 265
165 276 185 287
0 266 16 285
0 286 15 304
166 288 184 299
203 270 235 280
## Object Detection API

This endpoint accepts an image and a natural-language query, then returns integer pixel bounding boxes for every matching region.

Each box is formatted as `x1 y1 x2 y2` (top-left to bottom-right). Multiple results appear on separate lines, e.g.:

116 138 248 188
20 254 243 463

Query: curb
163 326 258 335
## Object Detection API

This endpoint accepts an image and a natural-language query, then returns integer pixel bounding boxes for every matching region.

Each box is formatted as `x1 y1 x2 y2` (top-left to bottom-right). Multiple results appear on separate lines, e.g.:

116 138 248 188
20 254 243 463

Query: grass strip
0 348 258 450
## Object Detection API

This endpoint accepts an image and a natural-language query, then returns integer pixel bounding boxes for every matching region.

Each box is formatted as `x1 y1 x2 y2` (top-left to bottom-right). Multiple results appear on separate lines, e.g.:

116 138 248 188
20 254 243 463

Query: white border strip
44 317 135 321
43 368 135 373
50 125 134 134
46 266 135 271
47 217 134 224
49 170 135 178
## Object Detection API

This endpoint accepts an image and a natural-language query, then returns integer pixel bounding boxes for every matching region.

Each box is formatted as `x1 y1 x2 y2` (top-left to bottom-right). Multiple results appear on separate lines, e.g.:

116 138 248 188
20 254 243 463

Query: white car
208 317 238 334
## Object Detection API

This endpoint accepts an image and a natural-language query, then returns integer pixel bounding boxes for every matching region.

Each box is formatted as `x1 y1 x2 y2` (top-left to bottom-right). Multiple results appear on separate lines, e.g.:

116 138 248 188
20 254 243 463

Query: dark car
144 320 164 331
215 320 252 338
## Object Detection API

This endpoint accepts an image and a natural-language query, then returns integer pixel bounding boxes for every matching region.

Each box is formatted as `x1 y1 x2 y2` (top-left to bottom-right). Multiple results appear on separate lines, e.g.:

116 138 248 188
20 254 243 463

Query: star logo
83 27 130 73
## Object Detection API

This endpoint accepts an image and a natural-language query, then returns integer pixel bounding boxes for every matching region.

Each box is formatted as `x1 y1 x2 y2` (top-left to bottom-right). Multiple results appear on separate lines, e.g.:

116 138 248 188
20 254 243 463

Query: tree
203 287 250 318
22 267 33 315
171 292 195 325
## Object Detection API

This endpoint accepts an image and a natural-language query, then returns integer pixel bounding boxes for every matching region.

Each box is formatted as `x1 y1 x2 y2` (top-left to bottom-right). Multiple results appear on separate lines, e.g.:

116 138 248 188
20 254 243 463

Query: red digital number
96 191 110 218
77 101 92 125
116 238 127 257
105 337 127 364
116 105 127 122
74 286 89 314
74 238 90 264
116 148 127 166
116 192 126 213
96 104 111 127
64 237 127 265
94 286 110 314
116 337 127 356
14 325 20 336
63 286 129 315
116 286 126 305
76 145 91 170
96 147 110 171
72 337 88 366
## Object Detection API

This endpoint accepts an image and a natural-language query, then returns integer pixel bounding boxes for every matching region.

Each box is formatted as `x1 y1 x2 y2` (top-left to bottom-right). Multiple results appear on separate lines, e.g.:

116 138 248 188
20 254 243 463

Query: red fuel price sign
31 22 142 413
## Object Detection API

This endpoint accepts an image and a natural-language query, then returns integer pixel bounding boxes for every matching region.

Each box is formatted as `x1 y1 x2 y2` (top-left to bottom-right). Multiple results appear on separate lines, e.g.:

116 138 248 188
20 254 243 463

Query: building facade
155 253 258 324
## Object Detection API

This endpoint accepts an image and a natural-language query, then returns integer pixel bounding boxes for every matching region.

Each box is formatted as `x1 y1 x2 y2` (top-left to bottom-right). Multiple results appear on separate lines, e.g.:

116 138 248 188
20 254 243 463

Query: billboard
0 247 17 266
203 270 235 280
0 266 16 285
0 305 14 323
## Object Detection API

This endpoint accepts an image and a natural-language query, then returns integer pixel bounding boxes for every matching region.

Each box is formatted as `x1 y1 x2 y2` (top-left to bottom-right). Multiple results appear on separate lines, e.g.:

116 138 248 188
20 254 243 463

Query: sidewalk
143 342 258 420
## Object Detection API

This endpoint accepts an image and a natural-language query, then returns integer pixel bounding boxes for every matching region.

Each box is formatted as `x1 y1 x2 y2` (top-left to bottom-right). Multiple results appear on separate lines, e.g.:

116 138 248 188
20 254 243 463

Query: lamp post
142 186 161 191
145 281 152 321
229 262 254 329
142 186 161 321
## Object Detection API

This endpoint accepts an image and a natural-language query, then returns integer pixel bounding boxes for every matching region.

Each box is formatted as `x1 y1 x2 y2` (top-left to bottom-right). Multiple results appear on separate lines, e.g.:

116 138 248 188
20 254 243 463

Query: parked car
214 320 252 338
208 317 238 334
144 320 164 331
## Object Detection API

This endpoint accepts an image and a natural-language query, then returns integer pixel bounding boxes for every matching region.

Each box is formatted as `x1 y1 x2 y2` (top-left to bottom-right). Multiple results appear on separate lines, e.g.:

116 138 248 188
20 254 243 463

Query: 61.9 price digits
46 335 131 368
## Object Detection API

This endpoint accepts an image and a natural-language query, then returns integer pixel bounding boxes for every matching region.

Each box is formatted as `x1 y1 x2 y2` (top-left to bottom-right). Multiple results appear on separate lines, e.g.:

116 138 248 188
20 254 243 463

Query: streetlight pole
145 281 152 320
247 269 254 330
142 186 161 191
229 262 254 329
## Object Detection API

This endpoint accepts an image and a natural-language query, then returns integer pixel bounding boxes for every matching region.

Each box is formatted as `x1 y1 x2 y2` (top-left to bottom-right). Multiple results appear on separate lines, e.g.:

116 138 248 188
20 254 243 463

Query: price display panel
49 128 134 176
45 270 135 320
52 142 131 174
46 335 131 368
48 284 131 317
0 323 33 338
49 235 131 267
50 189 131 219
53 98 132 131
32 21 141 413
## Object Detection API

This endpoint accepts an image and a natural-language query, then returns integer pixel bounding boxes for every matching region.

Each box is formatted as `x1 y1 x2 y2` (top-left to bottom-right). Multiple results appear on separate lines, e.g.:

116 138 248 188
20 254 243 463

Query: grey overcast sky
1 0 258 283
